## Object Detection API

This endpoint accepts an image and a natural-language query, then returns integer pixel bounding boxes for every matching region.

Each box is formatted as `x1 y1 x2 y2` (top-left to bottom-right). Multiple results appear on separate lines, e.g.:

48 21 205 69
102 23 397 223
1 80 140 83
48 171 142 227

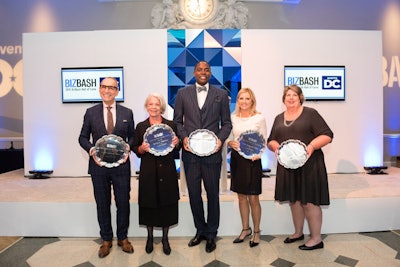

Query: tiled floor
0 231 399 267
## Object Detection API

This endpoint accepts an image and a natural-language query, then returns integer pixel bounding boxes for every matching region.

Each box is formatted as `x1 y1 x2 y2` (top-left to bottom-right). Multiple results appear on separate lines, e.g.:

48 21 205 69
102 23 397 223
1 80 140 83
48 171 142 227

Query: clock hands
196 0 201 17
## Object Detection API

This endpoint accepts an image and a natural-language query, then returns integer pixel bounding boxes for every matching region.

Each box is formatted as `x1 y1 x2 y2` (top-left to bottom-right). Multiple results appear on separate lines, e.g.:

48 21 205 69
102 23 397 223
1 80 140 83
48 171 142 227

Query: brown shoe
98 241 112 258
117 238 134 254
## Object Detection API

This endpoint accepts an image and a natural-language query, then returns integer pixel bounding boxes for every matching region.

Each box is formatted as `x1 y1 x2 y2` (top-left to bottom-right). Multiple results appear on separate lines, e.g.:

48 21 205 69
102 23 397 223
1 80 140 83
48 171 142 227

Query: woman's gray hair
144 92 167 114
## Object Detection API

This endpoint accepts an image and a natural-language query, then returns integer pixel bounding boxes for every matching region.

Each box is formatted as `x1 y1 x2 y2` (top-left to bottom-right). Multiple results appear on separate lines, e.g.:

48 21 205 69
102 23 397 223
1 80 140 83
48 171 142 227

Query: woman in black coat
132 93 181 255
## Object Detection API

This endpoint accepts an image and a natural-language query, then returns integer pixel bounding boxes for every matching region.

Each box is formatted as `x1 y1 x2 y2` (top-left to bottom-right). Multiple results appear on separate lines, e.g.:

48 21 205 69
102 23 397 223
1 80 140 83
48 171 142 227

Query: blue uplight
34 148 53 171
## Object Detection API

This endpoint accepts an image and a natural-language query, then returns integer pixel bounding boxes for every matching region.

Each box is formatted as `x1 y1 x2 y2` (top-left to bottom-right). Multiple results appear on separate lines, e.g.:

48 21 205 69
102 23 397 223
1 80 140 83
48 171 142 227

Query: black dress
229 113 267 195
230 150 263 195
267 106 333 206
132 118 181 227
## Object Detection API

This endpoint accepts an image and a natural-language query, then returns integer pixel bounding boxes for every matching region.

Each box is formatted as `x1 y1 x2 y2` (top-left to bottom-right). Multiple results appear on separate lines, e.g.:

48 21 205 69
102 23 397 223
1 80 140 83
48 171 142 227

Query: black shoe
188 234 206 247
284 234 305 244
145 237 153 254
233 228 252 243
162 238 171 255
299 241 324 250
249 230 261 248
205 238 216 253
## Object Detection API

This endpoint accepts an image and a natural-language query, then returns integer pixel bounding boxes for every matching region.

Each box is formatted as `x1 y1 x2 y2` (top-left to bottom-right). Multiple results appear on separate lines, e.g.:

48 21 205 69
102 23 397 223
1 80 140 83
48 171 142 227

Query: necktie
106 106 114 134
197 86 207 92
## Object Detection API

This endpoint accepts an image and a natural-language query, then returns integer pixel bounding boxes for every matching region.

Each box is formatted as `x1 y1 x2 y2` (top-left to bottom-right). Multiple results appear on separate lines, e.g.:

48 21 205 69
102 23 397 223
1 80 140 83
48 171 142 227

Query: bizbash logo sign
284 66 345 100
322 76 342 90
64 78 97 89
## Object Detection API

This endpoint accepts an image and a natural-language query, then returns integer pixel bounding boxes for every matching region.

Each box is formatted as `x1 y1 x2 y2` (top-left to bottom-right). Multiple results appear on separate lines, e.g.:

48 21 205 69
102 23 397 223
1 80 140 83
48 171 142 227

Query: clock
180 0 218 25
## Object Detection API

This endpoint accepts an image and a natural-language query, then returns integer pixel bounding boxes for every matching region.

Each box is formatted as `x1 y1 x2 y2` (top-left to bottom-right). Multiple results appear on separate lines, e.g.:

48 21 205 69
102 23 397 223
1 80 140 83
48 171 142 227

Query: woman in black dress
132 93 181 255
267 84 333 251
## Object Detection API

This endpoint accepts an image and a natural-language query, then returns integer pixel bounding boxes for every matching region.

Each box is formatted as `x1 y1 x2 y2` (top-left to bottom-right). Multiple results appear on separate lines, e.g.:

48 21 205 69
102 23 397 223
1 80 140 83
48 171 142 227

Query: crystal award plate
188 129 218 157
237 130 266 159
277 139 308 169
94 134 129 168
143 123 175 156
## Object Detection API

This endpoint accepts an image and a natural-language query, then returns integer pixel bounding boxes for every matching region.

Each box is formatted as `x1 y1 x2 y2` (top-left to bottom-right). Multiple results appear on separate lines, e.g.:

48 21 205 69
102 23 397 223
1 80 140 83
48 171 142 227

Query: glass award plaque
94 134 129 168
143 123 175 156
238 130 266 159
277 139 308 169
188 129 218 157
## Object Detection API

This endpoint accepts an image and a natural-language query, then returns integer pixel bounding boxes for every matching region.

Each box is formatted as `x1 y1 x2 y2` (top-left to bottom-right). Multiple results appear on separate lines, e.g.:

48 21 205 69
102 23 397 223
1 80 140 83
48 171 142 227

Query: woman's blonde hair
234 88 259 115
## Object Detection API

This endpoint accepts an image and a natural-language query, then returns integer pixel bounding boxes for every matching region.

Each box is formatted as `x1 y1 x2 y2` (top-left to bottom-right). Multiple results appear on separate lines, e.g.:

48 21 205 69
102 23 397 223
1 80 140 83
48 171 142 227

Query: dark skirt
230 150 262 195
139 202 178 227
274 150 330 206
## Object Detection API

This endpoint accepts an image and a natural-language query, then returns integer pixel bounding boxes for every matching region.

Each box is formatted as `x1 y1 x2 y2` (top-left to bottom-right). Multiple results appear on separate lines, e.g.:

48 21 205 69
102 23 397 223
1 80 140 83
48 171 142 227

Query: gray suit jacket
78 103 135 175
173 84 232 164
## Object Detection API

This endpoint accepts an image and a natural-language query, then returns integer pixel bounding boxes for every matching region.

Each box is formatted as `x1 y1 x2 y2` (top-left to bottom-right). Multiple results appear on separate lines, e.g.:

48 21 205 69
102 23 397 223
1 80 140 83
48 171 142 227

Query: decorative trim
151 0 249 29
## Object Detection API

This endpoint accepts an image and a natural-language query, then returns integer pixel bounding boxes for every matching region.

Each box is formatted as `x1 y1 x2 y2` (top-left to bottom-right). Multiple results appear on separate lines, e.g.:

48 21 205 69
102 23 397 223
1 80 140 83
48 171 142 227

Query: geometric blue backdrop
167 29 242 111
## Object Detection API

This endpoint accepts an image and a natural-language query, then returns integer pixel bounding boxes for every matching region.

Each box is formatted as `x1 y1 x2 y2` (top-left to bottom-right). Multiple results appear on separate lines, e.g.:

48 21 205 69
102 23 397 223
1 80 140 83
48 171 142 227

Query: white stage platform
0 168 399 237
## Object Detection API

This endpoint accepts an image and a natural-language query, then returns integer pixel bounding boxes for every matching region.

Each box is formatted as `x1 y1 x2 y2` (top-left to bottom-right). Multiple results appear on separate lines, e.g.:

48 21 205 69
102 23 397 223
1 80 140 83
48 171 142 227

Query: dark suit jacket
132 118 181 208
79 103 135 175
173 84 232 164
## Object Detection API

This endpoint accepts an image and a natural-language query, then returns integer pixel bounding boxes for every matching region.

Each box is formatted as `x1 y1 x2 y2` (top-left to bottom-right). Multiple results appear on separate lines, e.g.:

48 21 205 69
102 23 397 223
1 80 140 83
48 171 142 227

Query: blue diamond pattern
167 29 242 110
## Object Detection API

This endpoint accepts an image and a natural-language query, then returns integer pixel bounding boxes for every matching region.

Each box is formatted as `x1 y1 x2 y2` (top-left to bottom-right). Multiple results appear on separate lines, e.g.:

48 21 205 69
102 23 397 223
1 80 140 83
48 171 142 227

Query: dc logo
322 76 342 89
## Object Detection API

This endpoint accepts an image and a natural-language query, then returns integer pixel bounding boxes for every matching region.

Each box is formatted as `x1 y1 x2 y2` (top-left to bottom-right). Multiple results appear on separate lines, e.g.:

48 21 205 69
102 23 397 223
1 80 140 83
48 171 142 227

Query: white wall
23 29 382 177
242 30 383 173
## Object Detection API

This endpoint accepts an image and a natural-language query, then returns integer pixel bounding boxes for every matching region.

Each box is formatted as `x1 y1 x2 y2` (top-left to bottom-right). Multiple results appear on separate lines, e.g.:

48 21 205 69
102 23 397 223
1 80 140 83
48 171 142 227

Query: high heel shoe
145 237 153 254
249 230 261 248
162 238 171 255
233 228 252 243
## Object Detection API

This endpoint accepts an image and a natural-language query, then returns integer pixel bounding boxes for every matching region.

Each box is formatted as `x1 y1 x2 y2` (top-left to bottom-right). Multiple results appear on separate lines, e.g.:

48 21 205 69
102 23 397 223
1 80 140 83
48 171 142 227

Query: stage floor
1 168 400 202
0 168 400 237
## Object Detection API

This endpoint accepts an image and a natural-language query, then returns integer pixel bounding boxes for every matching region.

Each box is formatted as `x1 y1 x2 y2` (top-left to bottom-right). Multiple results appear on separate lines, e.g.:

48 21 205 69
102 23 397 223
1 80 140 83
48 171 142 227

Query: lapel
114 104 121 132
95 104 108 133
202 85 215 110
188 85 202 117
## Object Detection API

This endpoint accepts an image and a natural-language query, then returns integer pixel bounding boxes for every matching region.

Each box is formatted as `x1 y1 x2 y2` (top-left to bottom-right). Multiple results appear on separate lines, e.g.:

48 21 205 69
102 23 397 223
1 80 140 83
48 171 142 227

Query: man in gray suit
173 61 232 253
79 77 135 258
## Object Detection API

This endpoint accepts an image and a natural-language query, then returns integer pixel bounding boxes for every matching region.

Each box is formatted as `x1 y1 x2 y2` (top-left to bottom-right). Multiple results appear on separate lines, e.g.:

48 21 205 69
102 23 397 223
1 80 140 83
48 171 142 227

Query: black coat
132 117 181 208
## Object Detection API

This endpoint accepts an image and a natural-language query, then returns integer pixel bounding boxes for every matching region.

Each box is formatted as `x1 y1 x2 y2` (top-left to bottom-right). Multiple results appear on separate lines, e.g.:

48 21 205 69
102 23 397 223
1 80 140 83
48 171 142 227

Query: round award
237 130 266 159
277 139 308 169
94 134 129 168
143 123 176 156
188 129 218 157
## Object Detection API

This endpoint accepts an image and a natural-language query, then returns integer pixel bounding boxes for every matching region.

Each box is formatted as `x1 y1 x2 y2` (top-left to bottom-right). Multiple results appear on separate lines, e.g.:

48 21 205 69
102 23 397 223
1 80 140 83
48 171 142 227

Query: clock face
180 0 218 24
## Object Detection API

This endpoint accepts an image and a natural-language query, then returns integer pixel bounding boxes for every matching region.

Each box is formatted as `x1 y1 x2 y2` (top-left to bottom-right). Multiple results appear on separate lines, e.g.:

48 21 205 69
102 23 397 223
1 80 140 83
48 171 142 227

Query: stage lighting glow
34 148 54 171
363 144 383 167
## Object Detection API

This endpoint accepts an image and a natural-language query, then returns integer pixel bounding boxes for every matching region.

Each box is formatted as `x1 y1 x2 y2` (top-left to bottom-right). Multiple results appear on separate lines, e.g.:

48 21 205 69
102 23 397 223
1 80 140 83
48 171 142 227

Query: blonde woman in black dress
228 88 267 247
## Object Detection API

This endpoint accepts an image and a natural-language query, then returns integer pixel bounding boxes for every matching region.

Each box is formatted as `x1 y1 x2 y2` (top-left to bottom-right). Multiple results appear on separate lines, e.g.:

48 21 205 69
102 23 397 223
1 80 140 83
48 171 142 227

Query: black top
132 117 181 208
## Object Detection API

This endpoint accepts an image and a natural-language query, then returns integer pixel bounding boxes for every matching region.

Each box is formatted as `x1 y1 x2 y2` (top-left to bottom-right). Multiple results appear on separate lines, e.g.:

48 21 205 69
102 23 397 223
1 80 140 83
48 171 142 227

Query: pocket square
123 120 127 122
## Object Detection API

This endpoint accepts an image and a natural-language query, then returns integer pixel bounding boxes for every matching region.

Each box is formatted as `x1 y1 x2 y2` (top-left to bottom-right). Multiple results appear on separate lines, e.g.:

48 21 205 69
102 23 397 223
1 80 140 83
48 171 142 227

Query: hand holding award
237 130 266 160
188 129 218 156
143 123 176 156
94 134 129 168
277 139 308 169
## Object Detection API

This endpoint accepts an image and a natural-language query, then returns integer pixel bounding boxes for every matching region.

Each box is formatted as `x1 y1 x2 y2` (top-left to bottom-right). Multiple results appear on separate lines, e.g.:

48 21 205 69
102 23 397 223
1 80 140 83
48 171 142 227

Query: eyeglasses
100 85 118 90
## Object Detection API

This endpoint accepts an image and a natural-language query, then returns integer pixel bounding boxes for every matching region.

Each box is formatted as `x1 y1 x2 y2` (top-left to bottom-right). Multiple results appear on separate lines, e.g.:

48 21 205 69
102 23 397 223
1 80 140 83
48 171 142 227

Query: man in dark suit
79 77 135 258
173 61 232 253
